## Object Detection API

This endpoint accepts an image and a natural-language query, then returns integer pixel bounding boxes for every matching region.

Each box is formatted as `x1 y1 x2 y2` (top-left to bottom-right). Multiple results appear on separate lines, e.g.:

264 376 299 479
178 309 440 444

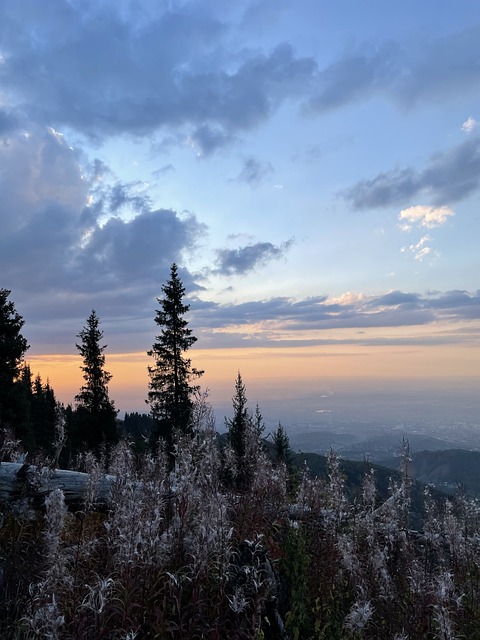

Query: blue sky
1 0 479 407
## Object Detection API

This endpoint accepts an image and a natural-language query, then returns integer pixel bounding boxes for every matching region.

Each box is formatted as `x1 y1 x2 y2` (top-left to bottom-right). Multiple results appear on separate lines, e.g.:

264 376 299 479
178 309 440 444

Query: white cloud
400 235 436 261
462 116 477 133
398 205 454 231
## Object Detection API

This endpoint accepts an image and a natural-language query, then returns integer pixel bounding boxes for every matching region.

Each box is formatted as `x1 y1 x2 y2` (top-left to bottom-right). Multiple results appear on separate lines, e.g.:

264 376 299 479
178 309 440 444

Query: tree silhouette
226 371 249 465
0 289 29 434
74 310 118 452
147 263 203 447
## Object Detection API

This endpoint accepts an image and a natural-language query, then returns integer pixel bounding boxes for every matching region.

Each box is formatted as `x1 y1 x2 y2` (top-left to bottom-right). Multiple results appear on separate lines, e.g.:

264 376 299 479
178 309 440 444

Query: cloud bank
193 289 480 349
343 135 480 209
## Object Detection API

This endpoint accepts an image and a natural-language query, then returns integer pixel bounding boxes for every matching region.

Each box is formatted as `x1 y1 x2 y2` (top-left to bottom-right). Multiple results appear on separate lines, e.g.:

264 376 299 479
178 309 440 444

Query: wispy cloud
307 27 480 113
462 116 477 133
400 235 435 262
187 124 236 157
236 157 274 188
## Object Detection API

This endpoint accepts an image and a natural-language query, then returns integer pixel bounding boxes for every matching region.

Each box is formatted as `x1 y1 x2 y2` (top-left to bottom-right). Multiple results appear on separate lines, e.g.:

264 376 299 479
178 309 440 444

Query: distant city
212 376 480 461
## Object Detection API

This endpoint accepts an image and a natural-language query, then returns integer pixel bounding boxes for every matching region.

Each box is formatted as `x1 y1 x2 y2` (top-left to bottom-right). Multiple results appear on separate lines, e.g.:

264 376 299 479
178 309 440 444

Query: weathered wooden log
0 462 115 508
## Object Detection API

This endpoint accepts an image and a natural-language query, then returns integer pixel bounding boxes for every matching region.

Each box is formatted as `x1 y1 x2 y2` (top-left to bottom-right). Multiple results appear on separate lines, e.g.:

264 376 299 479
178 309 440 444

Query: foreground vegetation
1 405 480 640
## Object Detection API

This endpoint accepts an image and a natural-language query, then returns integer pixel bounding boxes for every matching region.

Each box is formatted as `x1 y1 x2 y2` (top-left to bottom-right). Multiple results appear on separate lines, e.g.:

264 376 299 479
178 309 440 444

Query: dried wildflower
344 599 374 633
81 575 115 614
228 586 248 614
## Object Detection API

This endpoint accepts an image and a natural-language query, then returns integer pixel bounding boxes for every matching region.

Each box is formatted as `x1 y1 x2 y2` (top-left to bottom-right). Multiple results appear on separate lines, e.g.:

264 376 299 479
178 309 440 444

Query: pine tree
0 289 29 432
74 310 118 452
147 263 203 446
225 371 257 490
31 375 58 454
226 371 249 464
273 423 291 466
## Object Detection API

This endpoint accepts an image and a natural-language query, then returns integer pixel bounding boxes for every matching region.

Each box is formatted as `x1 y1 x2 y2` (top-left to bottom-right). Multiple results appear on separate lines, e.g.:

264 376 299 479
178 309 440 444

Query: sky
1 0 480 416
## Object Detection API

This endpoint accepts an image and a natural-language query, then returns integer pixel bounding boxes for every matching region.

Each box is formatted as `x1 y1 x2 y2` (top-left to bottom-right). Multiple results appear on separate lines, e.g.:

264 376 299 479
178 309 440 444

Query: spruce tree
0 289 29 432
74 310 118 452
147 263 203 446
273 422 292 468
31 375 58 454
225 371 255 490
226 371 249 464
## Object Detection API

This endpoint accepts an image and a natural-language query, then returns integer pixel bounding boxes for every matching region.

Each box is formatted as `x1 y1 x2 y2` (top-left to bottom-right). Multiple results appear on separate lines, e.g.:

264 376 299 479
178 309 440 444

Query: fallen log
0 462 114 508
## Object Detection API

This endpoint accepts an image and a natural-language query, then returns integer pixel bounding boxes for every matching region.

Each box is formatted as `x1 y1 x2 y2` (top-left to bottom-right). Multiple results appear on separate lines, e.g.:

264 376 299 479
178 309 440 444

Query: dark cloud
1 3 478 152
307 43 399 112
428 290 480 320
0 108 18 133
189 124 236 156
190 289 480 349
0 125 206 349
1 2 477 157
214 239 293 275
397 27 480 107
76 208 205 289
343 135 480 208
240 0 289 33
0 3 316 141
236 157 274 188
307 27 480 114
107 182 151 214
342 168 419 209
367 291 421 309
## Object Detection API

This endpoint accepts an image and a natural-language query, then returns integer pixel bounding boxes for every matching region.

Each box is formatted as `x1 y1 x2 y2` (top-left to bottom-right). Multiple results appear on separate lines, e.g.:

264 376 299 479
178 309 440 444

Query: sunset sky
1 0 479 414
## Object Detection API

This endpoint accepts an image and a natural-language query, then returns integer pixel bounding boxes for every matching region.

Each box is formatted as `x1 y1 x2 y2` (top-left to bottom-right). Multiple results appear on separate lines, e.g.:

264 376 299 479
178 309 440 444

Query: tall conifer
147 263 203 446
74 310 118 451
0 289 29 432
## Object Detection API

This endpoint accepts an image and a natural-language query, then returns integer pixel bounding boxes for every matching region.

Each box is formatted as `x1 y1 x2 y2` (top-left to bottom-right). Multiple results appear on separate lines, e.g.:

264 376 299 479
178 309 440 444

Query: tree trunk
0 462 114 508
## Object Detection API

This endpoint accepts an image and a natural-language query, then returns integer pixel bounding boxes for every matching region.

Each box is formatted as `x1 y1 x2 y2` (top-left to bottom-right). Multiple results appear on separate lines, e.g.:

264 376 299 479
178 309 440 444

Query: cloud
397 27 480 107
400 235 435 262
236 157 274 188
307 43 399 112
1 4 479 151
192 288 480 349
214 239 293 275
0 3 316 143
152 164 175 178
0 124 206 347
239 0 289 33
0 125 87 237
307 27 480 113
398 205 454 231
462 116 477 133
188 124 236 157
0 109 18 134
343 135 480 208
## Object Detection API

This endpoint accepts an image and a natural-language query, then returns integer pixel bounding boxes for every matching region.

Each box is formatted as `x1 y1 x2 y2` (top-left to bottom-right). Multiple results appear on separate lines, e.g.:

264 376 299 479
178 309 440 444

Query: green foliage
283 524 312 639
147 263 204 446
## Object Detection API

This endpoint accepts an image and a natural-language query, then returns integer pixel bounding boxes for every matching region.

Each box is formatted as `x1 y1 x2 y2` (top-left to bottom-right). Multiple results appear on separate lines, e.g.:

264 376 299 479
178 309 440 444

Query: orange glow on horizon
27 342 480 414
